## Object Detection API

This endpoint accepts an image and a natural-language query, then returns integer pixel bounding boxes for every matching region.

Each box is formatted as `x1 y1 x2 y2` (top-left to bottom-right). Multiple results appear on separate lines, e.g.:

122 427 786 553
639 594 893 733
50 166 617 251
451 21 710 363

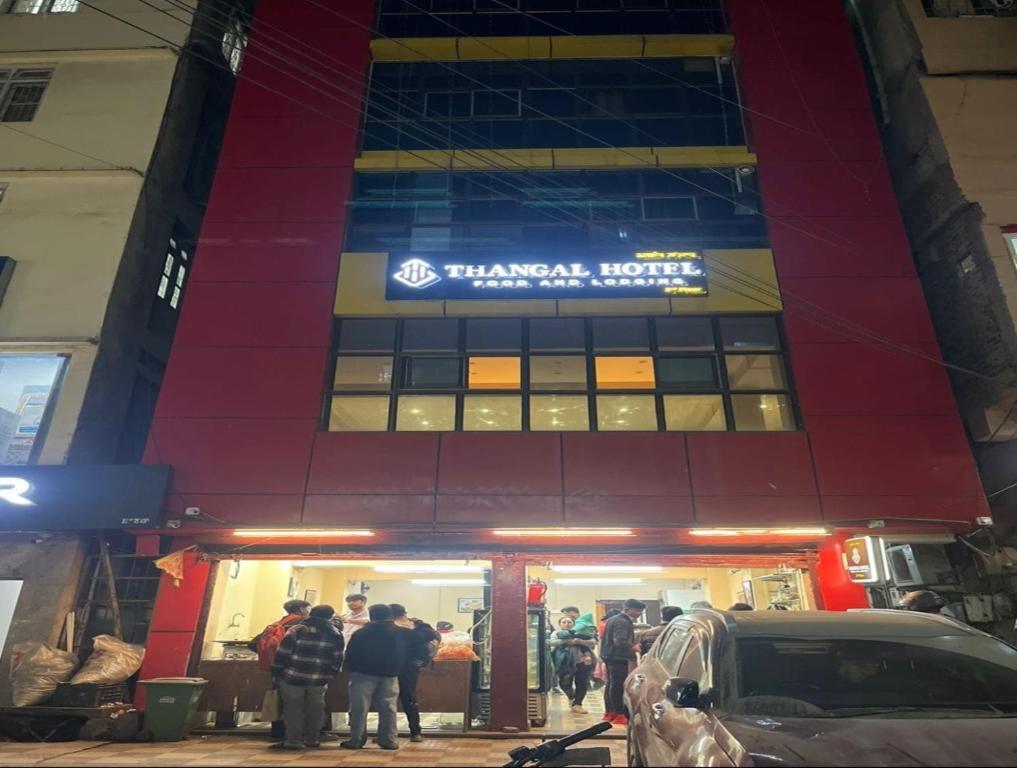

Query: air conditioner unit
885 544 953 588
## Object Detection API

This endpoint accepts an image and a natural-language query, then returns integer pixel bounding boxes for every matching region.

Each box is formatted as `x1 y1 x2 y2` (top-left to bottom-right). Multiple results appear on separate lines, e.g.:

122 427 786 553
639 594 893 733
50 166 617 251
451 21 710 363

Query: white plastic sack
69 635 145 686
10 642 78 707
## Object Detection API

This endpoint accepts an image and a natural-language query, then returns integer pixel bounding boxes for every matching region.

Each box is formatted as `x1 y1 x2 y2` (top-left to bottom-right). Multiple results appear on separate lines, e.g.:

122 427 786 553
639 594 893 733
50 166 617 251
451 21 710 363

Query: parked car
624 609 1017 766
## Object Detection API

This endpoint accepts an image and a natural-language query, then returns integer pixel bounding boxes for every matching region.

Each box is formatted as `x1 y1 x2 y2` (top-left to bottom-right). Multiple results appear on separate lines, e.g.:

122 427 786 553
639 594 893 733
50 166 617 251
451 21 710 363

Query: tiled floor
0 735 626 767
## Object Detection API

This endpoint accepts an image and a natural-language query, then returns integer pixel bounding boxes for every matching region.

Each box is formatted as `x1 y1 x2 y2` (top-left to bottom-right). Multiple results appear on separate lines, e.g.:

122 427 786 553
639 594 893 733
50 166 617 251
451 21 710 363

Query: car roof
684 609 984 638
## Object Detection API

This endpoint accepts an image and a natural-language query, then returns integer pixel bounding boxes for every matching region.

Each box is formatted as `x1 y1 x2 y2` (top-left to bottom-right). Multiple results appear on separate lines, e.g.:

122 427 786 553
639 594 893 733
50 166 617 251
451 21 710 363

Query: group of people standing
550 599 728 725
253 594 440 751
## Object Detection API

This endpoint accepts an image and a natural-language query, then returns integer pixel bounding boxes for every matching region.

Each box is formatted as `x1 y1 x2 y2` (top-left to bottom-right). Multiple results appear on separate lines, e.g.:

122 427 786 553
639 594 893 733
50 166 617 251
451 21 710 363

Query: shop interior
199 557 815 733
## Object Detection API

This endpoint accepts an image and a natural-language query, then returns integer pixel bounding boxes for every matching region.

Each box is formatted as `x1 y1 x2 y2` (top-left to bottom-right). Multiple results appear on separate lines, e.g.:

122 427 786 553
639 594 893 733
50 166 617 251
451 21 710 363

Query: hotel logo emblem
392 258 441 289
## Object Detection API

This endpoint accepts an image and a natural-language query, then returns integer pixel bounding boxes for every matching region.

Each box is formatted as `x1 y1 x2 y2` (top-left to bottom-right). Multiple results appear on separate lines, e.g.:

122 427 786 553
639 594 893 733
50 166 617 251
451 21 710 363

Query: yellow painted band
354 146 756 172
370 34 734 62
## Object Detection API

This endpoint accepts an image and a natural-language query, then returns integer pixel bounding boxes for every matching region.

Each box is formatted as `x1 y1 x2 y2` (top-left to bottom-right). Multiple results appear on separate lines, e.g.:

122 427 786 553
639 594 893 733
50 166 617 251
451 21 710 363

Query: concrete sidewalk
0 735 625 766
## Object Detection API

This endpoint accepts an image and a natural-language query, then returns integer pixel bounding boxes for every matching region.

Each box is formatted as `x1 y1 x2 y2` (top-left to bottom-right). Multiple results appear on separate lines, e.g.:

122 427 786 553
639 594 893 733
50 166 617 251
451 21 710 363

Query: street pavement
0 735 626 767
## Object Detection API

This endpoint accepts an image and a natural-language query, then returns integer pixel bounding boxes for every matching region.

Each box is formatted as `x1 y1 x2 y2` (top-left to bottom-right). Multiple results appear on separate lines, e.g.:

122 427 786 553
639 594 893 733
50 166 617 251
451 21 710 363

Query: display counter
196 659 472 732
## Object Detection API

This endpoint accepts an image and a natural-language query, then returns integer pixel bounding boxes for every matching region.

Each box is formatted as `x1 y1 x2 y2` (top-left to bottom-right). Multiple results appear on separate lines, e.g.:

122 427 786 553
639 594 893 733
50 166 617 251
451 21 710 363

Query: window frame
5 0 78 14
0 68 52 123
328 315 799 433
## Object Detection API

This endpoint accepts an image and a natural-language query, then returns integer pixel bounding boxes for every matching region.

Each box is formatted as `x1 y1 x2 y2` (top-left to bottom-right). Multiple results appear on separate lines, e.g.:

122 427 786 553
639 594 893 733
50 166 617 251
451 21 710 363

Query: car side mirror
664 677 701 708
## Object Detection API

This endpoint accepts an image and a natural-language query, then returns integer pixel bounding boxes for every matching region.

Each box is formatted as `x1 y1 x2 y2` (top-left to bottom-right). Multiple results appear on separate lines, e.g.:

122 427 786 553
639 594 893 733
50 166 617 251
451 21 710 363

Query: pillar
136 550 211 707
489 554 529 732
815 535 869 611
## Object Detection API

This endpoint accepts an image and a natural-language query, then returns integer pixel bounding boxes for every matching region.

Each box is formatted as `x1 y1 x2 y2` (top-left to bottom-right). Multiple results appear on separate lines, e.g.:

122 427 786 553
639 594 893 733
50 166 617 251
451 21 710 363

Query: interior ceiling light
553 578 644 585
550 565 664 573
291 560 374 568
492 528 634 537
232 529 375 538
689 527 831 538
410 578 486 586
374 564 485 574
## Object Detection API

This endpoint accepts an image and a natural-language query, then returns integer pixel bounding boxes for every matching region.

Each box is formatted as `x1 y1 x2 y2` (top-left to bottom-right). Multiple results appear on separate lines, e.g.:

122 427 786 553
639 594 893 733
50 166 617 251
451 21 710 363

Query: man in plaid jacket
270 604 345 750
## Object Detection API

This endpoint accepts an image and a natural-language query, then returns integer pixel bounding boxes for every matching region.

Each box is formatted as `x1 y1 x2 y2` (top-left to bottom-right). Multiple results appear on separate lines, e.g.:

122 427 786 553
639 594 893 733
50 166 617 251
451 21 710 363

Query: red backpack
254 615 300 670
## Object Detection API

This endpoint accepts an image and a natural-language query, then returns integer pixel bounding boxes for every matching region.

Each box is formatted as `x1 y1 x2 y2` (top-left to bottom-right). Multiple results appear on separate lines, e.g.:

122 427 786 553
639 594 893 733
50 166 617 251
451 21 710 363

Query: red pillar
815 535 869 611
489 555 529 732
136 551 212 707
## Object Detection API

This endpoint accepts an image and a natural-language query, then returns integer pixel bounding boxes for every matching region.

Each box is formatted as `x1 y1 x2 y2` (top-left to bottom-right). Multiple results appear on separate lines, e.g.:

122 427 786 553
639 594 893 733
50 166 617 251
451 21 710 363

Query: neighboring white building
0 0 247 702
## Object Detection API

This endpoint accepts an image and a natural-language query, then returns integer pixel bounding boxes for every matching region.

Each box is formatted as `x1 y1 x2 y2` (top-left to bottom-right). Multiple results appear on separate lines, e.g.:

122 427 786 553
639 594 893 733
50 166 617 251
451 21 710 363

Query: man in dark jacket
600 598 645 726
269 604 344 750
341 604 407 750
390 603 440 743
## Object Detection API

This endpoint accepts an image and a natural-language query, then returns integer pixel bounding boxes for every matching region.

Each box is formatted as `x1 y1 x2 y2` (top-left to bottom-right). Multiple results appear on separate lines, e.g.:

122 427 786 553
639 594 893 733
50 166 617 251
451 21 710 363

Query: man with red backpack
249 599 310 741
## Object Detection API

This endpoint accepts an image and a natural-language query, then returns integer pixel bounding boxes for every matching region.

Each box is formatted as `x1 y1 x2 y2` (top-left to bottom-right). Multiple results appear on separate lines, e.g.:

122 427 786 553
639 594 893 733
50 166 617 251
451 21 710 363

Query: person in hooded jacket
270 604 345 751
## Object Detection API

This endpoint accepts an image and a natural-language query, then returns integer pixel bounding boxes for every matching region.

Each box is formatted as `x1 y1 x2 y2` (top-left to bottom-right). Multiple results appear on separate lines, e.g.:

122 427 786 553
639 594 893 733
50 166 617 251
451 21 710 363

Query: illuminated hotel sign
385 251 708 300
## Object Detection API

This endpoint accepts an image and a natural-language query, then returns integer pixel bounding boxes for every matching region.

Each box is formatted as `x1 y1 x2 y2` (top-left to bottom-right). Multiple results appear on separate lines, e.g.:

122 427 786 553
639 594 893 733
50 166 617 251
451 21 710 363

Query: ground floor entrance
185 548 818 737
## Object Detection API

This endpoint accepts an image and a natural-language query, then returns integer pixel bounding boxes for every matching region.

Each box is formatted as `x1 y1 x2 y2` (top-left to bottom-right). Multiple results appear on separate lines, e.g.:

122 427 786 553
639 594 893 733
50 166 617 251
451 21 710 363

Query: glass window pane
595 356 655 389
593 318 649 351
663 395 726 431
530 395 589 431
731 394 795 431
333 357 393 391
529 318 586 351
725 355 787 390
656 317 714 351
328 396 389 431
0 355 66 464
467 319 521 351
338 319 396 351
396 395 456 431
720 317 780 350
530 356 587 390
463 395 521 430
402 318 459 352
657 357 717 389
406 358 461 388
468 357 521 389
597 395 658 431
643 197 696 220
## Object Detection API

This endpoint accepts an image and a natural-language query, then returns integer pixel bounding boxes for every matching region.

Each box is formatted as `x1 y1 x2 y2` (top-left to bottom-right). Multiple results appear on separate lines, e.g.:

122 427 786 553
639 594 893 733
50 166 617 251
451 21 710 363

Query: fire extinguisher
527 578 547 606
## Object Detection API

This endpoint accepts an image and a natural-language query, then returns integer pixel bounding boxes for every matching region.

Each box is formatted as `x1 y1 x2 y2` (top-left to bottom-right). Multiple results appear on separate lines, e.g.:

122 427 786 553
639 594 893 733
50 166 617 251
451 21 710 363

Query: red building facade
136 0 986 728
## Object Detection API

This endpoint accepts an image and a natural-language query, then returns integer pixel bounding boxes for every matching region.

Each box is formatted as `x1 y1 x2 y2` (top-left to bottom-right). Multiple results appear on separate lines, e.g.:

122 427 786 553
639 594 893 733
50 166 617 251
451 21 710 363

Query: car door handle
651 702 666 719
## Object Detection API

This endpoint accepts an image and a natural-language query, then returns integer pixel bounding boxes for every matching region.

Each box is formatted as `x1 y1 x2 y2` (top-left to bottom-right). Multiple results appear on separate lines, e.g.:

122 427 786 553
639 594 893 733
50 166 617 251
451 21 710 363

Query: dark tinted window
656 317 714 350
339 319 397 351
467 318 522 351
529 318 586 351
720 317 781 351
593 318 649 351
657 624 691 672
735 637 1017 715
657 357 717 388
403 318 460 351
405 358 462 388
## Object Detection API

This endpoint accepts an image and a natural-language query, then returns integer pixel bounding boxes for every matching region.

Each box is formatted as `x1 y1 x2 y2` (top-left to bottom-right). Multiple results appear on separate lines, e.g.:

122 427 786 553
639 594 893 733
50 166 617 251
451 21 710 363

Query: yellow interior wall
335 250 780 317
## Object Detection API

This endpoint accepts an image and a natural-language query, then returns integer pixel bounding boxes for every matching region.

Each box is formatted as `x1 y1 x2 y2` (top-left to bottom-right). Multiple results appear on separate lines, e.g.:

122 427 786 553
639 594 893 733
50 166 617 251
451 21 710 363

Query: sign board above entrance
0 465 170 531
844 536 882 584
385 251 708 300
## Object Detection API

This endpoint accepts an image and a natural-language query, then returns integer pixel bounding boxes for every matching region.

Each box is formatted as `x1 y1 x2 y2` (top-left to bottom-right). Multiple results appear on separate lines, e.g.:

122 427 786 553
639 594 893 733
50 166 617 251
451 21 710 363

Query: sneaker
601 712 615 722
612 714 629 726
340 741 364 750
571 705 588 714
379 743 399 750
318 733 341 743
410 734 424 743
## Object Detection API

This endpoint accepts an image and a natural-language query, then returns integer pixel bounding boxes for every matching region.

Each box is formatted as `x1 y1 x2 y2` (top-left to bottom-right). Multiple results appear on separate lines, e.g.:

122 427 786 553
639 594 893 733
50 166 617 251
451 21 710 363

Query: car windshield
730 635 1017 718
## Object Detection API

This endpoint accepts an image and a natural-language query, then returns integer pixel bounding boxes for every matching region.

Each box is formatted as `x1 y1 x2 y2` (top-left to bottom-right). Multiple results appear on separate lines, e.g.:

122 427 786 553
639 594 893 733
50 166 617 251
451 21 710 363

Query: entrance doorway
527 560 816 732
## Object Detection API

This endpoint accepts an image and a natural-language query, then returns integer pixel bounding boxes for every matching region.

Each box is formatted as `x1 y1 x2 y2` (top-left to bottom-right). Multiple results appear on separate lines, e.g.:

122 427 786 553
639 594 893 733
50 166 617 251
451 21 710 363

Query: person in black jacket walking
600 598 645 726
341 604 407 750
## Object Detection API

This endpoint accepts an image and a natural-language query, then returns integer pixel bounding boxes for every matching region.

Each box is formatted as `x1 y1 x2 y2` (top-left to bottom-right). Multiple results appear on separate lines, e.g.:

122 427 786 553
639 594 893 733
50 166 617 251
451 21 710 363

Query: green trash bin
138 677 207 741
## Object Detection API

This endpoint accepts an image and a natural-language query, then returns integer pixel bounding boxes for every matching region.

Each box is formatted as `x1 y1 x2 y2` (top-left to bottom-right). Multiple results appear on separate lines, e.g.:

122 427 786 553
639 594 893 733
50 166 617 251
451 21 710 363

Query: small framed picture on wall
304 589 318 604
458 597 484 613
287 576 300 599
